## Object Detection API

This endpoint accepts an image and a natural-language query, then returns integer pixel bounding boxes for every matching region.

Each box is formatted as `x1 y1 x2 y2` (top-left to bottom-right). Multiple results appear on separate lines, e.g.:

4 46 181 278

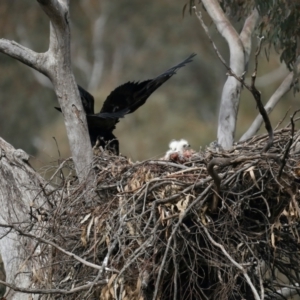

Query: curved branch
34 0 95 183
201 223 261 300
0 279 107 295
240 9 260 67
37 0 67 26
240 70 296 141
198 1 257 149
0 223 117 272
195 4 271 149
0 39 48 76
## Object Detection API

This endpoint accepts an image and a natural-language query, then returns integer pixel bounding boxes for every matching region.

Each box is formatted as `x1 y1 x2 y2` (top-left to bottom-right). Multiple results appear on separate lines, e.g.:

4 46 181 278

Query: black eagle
57 54 196 154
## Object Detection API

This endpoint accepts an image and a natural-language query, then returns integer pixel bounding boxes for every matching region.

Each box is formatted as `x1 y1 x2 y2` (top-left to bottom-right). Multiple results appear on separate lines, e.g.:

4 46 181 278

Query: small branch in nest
116 223 160 281
172 236 178 300
146 160 189 169
153 185 212 300
274 108 291 131
207 153 282 210
249 36 273 152
278 110 300 178
100 214 128 276
49 158 72 183
200 223 261 300
207 158 231 212
207 158 232 191
0 223 116 273
0 279 107 295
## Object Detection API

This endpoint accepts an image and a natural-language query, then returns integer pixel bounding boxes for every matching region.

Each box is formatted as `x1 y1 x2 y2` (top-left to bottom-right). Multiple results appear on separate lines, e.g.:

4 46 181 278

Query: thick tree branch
0 138 55 299
195 4 259 148
0 39 48 75
37 0 67 27
240 9 259 67
0 1 95 184
197 2 258 149
37 0 94 184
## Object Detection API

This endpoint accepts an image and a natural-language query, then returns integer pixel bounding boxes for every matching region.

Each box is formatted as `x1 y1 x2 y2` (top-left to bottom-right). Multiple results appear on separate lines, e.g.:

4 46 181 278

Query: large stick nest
30 127 300 300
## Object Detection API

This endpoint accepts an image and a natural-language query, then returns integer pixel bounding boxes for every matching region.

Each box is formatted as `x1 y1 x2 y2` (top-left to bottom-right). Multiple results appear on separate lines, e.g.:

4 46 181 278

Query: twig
277 110 300 178
0 279 107 295
0 223 115 272
152 185 212 300
200 223 261 300
250 36 273 152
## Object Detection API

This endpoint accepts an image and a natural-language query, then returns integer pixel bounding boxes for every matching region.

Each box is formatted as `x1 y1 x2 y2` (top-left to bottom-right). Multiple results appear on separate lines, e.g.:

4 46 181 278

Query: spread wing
86 108 129 147
100 53 196 114
54 85 95 114
55 92 128 147
86 109 128 132
78 85 95 114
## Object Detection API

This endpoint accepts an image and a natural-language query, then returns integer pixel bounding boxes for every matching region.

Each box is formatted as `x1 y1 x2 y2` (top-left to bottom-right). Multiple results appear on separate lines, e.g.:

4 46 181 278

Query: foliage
186 0 300 69
256 0 300 69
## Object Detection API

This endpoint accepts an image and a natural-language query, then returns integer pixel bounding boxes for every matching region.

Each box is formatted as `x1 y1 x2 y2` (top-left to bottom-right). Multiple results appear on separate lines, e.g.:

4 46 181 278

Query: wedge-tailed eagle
56 54 196 154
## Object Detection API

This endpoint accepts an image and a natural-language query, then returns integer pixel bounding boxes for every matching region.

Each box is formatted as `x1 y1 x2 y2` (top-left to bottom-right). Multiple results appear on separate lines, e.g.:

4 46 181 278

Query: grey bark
0 0 95 183
0 138 53 299
199 1 259 149
0 1 99 298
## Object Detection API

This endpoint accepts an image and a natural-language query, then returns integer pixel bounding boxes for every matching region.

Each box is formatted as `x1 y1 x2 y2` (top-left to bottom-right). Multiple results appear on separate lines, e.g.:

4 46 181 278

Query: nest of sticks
29 125 300 300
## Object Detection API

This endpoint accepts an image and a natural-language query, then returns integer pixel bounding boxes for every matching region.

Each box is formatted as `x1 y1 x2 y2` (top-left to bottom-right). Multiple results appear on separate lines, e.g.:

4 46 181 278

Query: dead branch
0 0 94 183
1 129 299 299
0 279 107 295
200 223 261 300
278 110 300 178
240 61 300 141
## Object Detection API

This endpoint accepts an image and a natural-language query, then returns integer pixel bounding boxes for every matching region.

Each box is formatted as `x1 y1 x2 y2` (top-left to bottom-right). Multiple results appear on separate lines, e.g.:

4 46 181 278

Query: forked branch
0 0 95 184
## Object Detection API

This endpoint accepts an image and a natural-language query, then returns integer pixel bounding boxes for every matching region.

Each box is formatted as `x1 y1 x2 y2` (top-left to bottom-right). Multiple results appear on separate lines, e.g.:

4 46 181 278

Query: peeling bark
0 138 53 299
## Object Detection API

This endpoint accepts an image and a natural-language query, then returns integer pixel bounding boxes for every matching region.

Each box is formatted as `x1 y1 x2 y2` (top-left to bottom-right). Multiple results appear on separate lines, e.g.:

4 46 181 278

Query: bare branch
240 9 260 67
0 39 48 75
201 223 261 300
36 0 95 183
0 279 107 295
0 223 117 273
277 110 300 178
240 64 300 141
37 0 67 28
0 1 95 183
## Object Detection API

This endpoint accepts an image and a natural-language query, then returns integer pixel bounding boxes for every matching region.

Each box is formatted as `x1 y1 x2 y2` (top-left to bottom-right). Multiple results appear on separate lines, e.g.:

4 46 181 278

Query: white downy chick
175 139 190 153
164 140 179 160
164 139 190 160
169 140 179 151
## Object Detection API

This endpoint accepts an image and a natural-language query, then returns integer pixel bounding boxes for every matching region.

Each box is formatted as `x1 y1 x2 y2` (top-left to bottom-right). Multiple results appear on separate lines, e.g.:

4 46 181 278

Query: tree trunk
0 0 95 183
0 138 53 299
